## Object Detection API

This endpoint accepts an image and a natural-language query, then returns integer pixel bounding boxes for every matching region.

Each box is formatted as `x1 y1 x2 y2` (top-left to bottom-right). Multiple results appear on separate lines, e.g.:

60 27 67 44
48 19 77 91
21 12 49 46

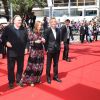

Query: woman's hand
35 40 41 43
6 41 12 48
41 37 45 43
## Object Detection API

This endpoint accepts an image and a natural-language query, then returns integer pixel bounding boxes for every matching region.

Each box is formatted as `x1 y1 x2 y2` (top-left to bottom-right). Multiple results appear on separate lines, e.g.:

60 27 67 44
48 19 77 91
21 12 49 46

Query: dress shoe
18 82 24 87
9 83 14 89
16 81 20 85
63 57 66 60
66 58 71 62
47 78 51 84
53 77 62 82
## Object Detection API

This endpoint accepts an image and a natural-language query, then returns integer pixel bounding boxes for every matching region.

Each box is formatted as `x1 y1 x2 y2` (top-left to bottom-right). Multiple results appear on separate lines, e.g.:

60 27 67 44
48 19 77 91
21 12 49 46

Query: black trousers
46 51 60 79
93 33 98 41
63 39 69 59
80 34 85 43
0 43 3 54
7 55 24 84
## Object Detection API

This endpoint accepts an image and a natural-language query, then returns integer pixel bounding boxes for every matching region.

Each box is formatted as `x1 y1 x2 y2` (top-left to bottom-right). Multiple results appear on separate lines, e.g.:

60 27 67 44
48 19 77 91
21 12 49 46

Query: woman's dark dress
20 33 44 84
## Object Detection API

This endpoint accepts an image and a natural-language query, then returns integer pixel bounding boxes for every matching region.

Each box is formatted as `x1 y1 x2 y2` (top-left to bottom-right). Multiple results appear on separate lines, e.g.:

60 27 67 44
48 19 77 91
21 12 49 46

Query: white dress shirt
66 26 70 39
51 28 56 39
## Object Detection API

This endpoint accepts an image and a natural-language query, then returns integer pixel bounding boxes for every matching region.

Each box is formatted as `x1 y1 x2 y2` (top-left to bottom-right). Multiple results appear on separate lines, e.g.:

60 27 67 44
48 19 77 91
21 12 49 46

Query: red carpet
0 41 100 100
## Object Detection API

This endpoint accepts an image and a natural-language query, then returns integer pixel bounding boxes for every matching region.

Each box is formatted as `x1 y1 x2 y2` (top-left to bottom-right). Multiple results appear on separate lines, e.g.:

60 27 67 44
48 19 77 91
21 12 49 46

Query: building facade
33 0 100 21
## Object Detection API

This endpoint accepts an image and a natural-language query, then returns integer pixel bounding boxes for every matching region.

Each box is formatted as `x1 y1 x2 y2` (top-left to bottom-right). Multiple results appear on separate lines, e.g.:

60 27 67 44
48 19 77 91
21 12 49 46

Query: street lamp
83 0 85 18
99 0 100 17
68 0 71 17
9 0 13 19
47 0 53 18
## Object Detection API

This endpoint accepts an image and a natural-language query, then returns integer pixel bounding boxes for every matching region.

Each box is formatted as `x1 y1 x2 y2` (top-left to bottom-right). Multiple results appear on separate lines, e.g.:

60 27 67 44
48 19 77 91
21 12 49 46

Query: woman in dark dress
19 21 45 87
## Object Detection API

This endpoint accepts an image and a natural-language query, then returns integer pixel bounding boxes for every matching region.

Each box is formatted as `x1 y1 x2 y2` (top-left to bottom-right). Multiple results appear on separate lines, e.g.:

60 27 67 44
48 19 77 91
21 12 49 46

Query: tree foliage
11 0 46 15
1 0 46 16
1 0 9 15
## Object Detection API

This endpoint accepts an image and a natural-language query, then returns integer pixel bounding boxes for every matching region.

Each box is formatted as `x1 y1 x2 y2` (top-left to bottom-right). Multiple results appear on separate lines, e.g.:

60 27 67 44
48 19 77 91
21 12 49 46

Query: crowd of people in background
0 13 100 89
71 20 100 43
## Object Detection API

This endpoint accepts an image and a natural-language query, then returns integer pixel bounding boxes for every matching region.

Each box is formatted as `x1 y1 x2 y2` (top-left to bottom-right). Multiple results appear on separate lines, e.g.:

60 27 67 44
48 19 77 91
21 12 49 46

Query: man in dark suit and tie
61 19 74 62
2 15 28 89
44 18 62 84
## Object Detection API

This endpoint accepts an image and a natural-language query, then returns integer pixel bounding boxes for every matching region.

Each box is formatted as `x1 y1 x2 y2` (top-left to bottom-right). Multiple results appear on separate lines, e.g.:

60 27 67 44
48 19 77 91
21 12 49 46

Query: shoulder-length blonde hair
33 21 42 33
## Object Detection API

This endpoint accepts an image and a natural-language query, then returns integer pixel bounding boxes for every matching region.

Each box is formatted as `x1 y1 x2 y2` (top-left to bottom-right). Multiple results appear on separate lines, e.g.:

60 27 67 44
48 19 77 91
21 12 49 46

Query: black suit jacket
2 25 28 57
80 25 88 36
44 27 61 53
80 26 85 35
61 25 74 42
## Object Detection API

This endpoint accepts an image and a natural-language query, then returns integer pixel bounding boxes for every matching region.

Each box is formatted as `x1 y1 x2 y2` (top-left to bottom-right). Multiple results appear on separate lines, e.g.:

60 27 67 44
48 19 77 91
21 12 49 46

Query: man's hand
61 41 63 45
0 54 3 59
24 48 28 54
61 41 64 48
6 42 12 48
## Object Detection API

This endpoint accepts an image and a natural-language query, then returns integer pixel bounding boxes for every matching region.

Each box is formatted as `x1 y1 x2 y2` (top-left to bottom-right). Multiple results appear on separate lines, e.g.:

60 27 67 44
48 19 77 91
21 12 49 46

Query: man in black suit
61 19 74 62
29 12 36 30
93 22 98 41
80 22 88 43
2 15 28 89
44 18 62 84
80 22 86 43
